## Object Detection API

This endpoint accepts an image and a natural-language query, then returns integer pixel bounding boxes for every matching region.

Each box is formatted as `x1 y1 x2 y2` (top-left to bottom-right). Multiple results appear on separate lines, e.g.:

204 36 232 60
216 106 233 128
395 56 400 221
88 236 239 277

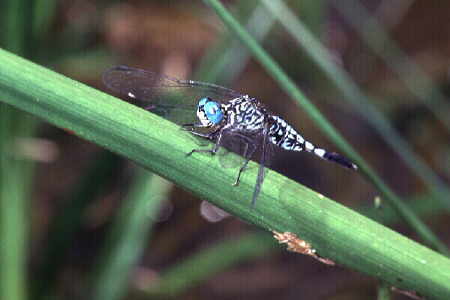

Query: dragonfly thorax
224 96 267 131
197 97 224 126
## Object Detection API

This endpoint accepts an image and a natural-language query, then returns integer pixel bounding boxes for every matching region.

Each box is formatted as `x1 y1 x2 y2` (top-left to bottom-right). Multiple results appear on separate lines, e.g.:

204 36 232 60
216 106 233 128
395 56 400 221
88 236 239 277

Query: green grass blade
144 192 446 298
33 151 123 300
145 232 276 298
359 194 444 226
202 0 449 255
0 135 29 300
0 1 37 299
91 172 170 300
194 0 276 84
0 47 450 299
377 282 391 300
0 0 29 56
260 0 450 241
293 0 325 35
332 0 450 133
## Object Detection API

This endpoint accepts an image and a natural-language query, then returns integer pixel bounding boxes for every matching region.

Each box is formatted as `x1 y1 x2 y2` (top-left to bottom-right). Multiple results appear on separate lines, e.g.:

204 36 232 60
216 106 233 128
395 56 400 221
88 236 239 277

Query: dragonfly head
197 97 224 126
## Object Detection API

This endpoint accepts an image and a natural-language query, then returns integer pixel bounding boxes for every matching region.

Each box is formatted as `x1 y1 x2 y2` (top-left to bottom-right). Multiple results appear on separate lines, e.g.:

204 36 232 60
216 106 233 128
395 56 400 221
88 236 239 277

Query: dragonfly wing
103 66 244 124
251 123 271 207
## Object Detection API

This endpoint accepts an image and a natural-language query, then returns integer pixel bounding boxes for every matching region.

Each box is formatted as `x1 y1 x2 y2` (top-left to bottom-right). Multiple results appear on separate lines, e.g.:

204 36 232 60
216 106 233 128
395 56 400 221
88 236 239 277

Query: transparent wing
102 65 244 124
219 126 275 207
251 123 272 207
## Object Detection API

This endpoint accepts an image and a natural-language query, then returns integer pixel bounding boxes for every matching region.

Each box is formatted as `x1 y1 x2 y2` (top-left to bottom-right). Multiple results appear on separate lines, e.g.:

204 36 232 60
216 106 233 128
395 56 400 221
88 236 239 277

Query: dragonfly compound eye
198 98 223 125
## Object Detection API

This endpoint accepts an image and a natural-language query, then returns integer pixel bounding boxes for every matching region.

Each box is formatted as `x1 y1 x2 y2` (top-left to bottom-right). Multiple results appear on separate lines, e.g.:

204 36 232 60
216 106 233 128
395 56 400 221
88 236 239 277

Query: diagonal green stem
260 0 450 215
332 0 450 133
90 172 170 300
194 0 276 84
144 232 276 297
202 0 449 255
144 191 447 298
0 47 450 299
0 0 39 299
33 151 123 300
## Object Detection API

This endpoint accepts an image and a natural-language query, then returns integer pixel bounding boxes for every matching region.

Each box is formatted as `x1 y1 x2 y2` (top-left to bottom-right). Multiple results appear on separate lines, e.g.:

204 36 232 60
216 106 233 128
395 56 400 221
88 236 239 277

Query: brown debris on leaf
272 231 335 266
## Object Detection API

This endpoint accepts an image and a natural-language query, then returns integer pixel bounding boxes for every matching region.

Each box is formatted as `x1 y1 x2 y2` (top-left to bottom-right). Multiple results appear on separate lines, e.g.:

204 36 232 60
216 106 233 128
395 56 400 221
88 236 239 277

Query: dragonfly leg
188 130 215 139
186 127 226 157
233 150 250 186
182 123 210 132
230 133 257 186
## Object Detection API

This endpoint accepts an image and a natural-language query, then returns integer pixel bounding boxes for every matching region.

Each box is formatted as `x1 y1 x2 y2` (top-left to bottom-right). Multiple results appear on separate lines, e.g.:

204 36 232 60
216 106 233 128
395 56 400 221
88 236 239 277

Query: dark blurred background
1 0 449 299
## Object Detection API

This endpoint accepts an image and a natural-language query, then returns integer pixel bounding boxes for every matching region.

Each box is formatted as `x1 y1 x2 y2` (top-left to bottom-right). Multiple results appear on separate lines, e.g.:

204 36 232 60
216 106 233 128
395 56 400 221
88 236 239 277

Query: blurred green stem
260 0 450 243
144 232 276 298
145 191 447 298
194 0 275 84
377 281 391 300
202 0 449 254
0 109 29 300
332 0 450 133
91 172 170 300
0 0 38 300
1 48 450 299
33 151 123 300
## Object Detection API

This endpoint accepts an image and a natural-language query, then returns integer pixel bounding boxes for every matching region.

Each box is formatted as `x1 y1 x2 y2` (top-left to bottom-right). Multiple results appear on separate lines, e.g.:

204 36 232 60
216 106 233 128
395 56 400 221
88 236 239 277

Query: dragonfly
103 65 358 206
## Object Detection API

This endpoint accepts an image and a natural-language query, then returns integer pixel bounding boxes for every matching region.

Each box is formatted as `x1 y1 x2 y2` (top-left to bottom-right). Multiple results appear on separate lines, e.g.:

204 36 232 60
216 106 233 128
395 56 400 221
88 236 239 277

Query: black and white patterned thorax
221 95 268 132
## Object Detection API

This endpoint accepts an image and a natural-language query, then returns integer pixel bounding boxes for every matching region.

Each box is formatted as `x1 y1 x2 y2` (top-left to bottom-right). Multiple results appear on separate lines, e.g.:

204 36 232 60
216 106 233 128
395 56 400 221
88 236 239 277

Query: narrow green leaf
91 172 170 300
377 281 391 300
0 146 29 300
260 0 450 217
142 192 448 297
0 47 450 299
145 232 276 297
332 0 450 133
33 151 123 300
0 1 36 299
202 0 449 255
194 0 276 84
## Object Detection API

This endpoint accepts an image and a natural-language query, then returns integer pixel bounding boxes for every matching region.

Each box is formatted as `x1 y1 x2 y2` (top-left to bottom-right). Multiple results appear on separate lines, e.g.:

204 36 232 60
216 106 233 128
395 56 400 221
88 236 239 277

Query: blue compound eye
199 97 223 125
204 101 223 124
198 97 209 107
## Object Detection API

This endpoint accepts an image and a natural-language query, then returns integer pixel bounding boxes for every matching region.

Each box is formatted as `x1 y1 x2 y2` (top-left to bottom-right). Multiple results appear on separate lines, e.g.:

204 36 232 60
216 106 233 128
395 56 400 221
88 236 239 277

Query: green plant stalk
194 1 276 84
359 194 443 225
91 172 170 300
0 141 28 300
0 1 36 299
377 281 391 300
31 0 58 63
91 1 265 298
33 151 123 300
332 0 450 132
202 0 449 255
144 192 446 298
0 48 449 299
260 0 450 215
145 232 276 297
294 0 325 35
32 0 57 41
1 0 27 56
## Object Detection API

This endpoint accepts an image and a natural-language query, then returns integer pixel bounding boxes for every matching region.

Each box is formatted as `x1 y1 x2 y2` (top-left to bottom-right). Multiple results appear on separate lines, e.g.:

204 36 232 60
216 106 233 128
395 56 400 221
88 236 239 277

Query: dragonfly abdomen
269 116 357 170
268 115 306 151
